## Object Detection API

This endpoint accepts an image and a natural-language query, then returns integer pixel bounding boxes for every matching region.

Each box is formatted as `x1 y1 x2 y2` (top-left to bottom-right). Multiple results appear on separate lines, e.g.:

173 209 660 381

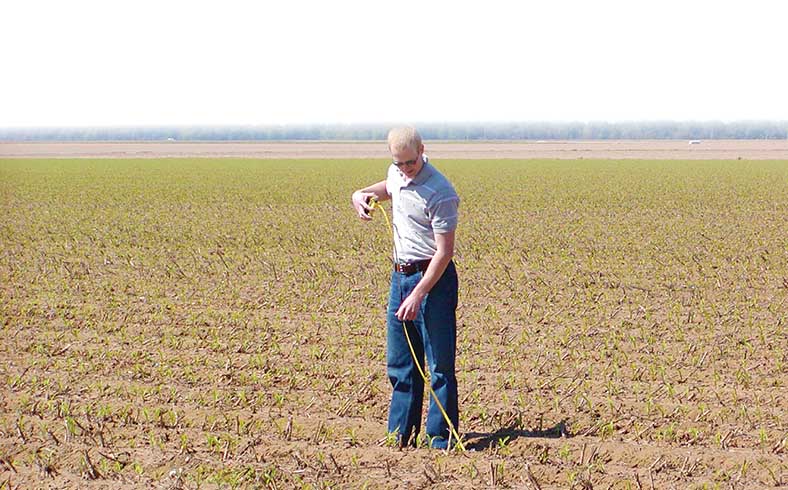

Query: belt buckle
395 262 414 274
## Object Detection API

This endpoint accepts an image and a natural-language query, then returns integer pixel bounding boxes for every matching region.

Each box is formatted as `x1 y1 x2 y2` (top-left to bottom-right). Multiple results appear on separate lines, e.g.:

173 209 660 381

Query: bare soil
3 139 788 159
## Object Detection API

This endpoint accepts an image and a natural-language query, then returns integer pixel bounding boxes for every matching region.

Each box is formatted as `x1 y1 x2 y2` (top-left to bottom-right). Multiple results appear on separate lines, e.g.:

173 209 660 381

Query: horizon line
3 119 788 130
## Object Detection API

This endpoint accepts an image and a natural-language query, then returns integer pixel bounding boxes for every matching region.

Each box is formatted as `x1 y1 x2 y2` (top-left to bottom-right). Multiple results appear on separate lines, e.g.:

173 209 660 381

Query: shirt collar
399 155 434 186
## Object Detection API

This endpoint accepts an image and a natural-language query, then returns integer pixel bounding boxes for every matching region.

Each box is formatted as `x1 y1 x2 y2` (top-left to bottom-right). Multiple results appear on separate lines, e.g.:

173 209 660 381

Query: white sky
1 0 787 127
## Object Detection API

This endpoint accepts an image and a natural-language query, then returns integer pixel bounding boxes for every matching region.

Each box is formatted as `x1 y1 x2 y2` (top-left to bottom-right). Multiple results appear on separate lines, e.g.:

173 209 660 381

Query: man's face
390 144 424 180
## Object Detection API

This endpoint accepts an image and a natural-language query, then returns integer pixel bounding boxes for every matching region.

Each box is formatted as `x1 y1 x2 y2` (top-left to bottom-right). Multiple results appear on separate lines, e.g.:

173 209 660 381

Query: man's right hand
352 191 376 220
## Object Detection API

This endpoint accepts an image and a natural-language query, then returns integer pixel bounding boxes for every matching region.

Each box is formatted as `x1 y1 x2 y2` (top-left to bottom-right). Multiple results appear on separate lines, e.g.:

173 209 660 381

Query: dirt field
3 139 788 160
1 157 786 489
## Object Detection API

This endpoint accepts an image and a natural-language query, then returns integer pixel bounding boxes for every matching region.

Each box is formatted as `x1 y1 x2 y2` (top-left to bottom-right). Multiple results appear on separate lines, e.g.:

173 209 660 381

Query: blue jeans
386 260 459 449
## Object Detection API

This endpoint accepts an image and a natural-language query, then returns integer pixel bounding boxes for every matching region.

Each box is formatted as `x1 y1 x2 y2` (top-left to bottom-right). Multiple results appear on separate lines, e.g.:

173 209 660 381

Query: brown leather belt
394 259 431 275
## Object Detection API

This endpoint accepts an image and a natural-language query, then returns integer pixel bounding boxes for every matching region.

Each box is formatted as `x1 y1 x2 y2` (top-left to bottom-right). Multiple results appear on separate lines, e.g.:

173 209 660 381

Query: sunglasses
392 156 419 167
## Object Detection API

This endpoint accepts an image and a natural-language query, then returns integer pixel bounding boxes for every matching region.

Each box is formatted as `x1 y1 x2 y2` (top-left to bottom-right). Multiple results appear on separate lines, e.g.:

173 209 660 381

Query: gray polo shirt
385 156 459 263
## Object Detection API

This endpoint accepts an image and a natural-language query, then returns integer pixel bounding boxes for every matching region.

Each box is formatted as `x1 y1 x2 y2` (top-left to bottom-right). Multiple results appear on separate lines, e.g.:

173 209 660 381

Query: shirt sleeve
430 194 459 233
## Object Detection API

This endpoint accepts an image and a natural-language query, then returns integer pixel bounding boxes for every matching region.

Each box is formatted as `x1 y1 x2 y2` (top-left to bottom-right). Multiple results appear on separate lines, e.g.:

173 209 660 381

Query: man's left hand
396 291 426 321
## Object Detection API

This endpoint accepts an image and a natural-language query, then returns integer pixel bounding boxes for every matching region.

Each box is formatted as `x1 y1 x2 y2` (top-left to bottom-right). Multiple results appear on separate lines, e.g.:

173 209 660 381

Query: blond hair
387 127 422 153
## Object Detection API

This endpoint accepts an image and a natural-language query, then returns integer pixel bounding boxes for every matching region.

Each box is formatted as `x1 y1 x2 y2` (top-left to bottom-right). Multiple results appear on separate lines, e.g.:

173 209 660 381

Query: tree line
2 121 787 141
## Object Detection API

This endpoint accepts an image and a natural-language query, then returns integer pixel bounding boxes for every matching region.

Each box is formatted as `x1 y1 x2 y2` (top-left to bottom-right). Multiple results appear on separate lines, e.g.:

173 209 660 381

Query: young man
351 127 460 449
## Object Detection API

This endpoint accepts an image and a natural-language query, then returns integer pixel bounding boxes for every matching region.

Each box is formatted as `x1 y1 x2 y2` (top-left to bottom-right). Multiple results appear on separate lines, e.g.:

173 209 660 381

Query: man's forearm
356 180 389 202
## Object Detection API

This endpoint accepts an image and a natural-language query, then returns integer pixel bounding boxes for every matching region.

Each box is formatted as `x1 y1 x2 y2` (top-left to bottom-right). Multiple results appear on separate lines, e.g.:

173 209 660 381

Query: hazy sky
2 0 786 127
